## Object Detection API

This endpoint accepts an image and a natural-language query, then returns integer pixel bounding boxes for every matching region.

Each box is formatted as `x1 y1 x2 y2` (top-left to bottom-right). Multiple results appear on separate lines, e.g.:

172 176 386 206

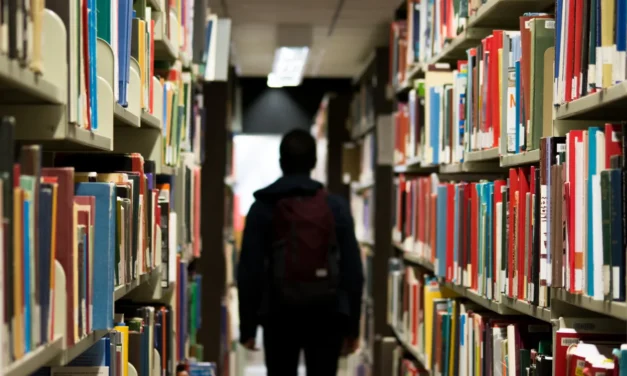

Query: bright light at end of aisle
267 46 310 88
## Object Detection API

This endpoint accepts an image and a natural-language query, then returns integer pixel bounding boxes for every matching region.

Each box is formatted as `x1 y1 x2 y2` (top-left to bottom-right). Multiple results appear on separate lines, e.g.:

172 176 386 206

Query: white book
574 139 585 292
495 201 503 302
591 174 604 300
507 325 517 376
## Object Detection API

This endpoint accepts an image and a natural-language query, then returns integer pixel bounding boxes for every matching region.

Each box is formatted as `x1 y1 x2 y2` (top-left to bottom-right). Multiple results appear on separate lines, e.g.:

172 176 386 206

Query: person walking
237 129 365 376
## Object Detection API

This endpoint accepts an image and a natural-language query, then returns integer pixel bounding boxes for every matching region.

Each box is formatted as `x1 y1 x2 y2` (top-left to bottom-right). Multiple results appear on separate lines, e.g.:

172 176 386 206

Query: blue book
477 183 485 288
69 337 108 366
88 0 98 130
118 0 133 106
436 185 448 278
23 198 31 353
39 184 53 344
179 261 188 360
466 50 474 152
202 18 214 72
430 88 441 164
515 61 522 153
75 183 116 330
587 127 599 296
619 346 627 376
609 169 625 301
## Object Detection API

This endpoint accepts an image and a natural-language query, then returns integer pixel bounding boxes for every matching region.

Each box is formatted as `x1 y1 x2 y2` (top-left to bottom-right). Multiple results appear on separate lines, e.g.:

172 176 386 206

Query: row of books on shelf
27 261 207 376
388 262 627 375
394 13 558 165
0 119 202 370
3 1 217 166
553 0 627 104
389 0 470 88
393 125 626 306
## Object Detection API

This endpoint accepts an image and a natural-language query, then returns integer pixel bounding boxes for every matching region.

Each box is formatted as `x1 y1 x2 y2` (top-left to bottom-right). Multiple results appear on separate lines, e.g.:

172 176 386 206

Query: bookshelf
345 47 395 376
385 0 627 374
0 1 228 375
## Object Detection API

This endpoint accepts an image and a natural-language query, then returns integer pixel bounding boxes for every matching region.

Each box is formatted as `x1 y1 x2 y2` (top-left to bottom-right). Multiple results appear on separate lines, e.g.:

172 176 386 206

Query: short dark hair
279 129 317 175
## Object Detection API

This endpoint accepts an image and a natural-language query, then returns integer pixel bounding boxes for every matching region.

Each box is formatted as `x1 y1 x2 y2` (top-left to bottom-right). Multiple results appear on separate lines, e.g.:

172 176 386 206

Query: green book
96 0 112 43
133 0 147 20
528 18 556 151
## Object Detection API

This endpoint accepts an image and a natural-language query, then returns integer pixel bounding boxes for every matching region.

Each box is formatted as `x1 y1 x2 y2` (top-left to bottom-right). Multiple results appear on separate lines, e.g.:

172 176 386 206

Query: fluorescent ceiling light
267 46 309 88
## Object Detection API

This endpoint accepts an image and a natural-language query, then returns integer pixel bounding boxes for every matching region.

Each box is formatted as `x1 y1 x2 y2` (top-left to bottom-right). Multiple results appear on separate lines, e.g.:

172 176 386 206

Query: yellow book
601 0 615 88
13 187 24 359
115 325 130 376
423 280 455 370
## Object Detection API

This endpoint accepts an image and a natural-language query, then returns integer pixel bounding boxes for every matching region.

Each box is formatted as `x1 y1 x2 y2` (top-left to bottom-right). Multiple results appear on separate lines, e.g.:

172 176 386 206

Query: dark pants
262 313 345 376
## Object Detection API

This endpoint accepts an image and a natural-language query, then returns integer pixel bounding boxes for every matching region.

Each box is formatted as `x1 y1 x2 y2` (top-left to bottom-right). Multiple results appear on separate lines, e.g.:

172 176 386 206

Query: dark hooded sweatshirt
237 175 364 342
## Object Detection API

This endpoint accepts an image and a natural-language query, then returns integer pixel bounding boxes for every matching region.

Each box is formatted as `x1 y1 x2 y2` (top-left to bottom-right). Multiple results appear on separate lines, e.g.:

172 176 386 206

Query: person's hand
341 337 360 356
242 338 259 351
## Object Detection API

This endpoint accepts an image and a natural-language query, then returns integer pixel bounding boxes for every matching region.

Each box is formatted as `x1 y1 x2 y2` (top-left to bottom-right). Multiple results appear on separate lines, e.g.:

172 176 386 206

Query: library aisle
2 0 627 376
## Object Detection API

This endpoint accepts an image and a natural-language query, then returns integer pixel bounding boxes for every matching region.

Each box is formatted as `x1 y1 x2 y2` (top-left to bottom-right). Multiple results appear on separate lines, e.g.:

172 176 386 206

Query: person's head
279 129 317 176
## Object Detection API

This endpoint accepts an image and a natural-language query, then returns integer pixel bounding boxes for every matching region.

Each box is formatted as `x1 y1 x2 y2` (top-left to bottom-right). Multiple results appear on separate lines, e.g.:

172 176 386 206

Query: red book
446 184 455 281
493 179 506 294
41 167 76 346
430 193 437 264
470 183 479 290
567 131 584 292
604 124 623 167
572 0 584 99
508 168 519 297
517 167 530 299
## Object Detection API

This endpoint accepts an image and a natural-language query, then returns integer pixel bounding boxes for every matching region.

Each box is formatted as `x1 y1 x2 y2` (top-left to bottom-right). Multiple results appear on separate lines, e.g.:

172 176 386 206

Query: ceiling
210 0 399 78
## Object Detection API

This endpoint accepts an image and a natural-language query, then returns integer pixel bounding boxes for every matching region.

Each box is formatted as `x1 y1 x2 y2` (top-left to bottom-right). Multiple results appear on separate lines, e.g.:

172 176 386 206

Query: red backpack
270 190 340 306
